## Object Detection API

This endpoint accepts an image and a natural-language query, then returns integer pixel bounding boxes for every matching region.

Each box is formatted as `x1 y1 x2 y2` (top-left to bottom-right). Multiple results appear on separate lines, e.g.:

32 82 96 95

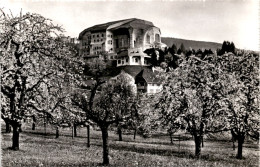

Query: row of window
149 89 161 93
110 55 117 59
116 58 149 64
118 57 140 64
92 34 113 38
92 34 104 38
93 39 104 43
145 34 160 44
95 51 101 55
149 83 160 86
107 40 112 45
93 46 102 50
117 58 129 64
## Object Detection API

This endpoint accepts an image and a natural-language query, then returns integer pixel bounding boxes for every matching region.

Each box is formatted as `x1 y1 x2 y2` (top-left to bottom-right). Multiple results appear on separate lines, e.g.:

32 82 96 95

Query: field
1 124 259 167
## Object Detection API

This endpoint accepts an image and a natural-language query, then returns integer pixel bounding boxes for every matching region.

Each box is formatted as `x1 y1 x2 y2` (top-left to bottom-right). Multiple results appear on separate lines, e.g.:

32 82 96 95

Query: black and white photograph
0 0 259 166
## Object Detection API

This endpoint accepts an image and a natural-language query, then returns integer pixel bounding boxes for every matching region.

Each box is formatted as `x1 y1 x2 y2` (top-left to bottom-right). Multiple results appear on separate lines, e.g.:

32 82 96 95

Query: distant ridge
161 37 222 51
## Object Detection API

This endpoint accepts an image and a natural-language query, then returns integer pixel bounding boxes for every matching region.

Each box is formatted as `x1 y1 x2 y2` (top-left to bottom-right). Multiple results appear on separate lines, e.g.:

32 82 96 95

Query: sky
1 0 259 51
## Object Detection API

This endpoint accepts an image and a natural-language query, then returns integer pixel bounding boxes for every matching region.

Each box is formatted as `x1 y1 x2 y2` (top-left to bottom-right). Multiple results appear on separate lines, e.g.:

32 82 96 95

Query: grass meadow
1 123 259 167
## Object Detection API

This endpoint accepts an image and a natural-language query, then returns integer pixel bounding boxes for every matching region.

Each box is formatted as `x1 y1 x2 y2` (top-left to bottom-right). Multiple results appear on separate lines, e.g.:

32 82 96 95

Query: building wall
80 32 91 56
90 31 106 55
147 83 162 94
143 27 161 50
105 31 114 53
113 35 129 53
131 28 145 49
117 57 130 66
117 48 151 67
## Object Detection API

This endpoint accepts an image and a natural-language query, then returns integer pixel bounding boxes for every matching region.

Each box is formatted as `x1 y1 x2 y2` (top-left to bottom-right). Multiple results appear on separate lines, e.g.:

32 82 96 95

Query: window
119 39 123 47
118 60 121 64
135 58 138 63
149 89 154 93
97 34 99 37
110 56 113 59
155 34 160 42
122 39 125 47
111 35 113 38
146 34 150 44
97 39 99 42
115 39 119 48
94 40 96 42
122 60 124 64
101 34 104 37
100 39 103 42
93 35 95 38
126 58 128 63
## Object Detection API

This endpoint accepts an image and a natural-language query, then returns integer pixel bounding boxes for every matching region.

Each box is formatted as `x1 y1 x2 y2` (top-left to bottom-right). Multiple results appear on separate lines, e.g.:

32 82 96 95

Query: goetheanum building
78 18 166 67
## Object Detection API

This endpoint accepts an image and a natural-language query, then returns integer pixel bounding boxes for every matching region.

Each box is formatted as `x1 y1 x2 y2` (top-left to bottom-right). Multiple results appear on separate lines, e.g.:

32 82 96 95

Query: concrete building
78 18 166 66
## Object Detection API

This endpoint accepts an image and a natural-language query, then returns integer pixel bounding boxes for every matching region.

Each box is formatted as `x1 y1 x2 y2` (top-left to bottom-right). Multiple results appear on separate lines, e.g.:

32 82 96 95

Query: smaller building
135 68 162 94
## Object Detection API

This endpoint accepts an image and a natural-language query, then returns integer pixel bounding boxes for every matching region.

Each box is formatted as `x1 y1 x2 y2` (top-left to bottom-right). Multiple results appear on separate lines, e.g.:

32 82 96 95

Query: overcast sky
2 0 259 51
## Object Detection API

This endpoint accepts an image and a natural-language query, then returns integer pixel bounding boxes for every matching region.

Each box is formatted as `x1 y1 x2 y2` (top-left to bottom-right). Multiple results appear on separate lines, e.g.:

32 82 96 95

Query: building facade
135 68 162 94
78 18 166 66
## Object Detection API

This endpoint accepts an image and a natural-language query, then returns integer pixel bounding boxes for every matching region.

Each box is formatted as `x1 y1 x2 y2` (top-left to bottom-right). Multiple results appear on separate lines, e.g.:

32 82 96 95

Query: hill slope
161 37 222 51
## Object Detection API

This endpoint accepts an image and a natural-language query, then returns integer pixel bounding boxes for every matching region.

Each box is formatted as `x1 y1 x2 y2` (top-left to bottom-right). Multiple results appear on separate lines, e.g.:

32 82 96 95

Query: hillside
161 37 222 51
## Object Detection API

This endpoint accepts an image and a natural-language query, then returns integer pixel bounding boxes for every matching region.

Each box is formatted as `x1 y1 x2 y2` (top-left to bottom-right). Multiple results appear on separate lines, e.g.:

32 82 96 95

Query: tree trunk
236 134 245 159
32 115 36 130
56 126 59 139
201 136 204 148
169 132 173 144
118 126 122 141
101 126 109 165
32 122 35 130
44 115 47 135
71 125 74 139
74 123 77 137
194 135 202 157
12 124 20 150
5 120 11 133
87 125 90 147
133 128 137 140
